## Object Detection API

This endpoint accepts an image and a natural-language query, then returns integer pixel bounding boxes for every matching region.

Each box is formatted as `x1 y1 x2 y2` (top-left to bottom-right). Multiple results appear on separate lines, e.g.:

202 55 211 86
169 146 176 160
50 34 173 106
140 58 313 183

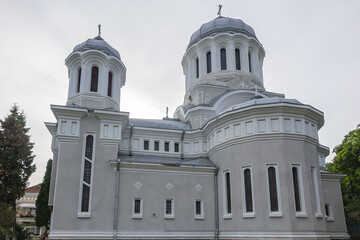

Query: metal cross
217 5 222 17
166 107 169 118
98 24 101 37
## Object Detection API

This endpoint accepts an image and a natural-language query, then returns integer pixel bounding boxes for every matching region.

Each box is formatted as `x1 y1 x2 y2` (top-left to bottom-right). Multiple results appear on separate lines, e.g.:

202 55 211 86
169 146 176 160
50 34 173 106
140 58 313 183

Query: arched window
107 72 113 97
292 167 301 211
81 135 94 213
235 49 241 70
76 68 81 93
90 66 99 92
248 52 252 73
244 169 253 212
220 48 227 70
268 166 278 211
225 171 232 214
206 51 212 73
196 58 199 78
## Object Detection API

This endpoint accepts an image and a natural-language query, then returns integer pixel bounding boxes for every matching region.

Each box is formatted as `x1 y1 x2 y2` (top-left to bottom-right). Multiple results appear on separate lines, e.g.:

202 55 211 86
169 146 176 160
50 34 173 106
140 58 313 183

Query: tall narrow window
174 142 179 152
77 68 81 93
107 72 113 97
248 52 252 73
132 197 143 218
292 167 301 211
90 66 99 92
194 199 204 219
224 171 232 215
144 140 149 150
268 167 278 212
235 49 241 70
244 169 253 212
196 58 199 78
206 51 212 73
164 142 169 152
164 198 174 219
220 48 227 70
154 141 159 151
80 134 94 214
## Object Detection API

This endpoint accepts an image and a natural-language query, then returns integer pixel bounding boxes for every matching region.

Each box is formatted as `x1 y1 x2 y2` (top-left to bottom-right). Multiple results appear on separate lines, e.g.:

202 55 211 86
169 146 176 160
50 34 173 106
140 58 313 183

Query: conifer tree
35 159 52 232
0 105 36 240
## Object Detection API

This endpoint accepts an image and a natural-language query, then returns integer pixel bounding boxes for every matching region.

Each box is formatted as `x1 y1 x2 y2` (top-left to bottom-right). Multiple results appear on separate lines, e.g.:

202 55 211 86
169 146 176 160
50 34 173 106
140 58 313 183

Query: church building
46 14 349 239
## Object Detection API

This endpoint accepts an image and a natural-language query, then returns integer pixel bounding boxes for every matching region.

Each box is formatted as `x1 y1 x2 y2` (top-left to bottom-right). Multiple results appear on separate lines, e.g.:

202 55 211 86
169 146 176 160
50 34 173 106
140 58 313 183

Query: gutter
128 125 133 156
214 166 219 240
113 159 121 240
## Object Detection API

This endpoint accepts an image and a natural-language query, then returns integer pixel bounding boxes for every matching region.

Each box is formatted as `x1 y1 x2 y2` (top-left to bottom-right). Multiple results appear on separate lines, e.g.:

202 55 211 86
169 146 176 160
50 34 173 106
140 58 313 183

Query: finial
217 4 222 17
98 24 101 37
166 107 169 118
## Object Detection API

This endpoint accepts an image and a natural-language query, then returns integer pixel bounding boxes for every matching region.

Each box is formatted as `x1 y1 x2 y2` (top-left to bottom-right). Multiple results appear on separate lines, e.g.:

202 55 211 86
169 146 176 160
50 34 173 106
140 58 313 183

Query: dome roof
188 16 258 49
72 36 121 59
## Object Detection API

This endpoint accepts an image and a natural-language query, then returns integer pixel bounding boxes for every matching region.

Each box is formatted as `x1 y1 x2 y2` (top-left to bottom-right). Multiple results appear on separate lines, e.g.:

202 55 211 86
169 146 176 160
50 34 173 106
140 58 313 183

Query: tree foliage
328 126 360 219
35 159 52 230
0 104 36 240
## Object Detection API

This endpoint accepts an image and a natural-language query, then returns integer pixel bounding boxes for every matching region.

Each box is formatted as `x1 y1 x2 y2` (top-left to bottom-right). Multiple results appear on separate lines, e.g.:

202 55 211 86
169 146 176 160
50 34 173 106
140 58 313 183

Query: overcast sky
0 0 359 186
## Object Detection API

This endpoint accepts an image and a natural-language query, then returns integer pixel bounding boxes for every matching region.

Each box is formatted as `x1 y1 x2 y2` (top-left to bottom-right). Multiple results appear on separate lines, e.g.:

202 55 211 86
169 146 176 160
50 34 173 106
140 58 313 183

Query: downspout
128 125 133 156
113 158 121 240
214 166 220 240
181 129 185 159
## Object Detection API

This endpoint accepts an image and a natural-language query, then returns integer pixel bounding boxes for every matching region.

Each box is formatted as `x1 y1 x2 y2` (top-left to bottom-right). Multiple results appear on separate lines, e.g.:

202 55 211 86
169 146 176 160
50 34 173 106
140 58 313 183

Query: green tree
0 105 36 240
35 159 52 232
328 125 360 223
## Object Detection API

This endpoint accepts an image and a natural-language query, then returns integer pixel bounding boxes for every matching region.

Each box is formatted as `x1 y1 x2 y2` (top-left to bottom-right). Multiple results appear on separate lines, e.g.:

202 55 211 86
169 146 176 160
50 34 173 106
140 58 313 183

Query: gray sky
1 0 359 186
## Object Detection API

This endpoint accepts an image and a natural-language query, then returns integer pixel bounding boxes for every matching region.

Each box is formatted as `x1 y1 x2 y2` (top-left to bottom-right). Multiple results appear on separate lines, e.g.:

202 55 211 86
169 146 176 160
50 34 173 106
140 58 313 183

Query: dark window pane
220 48 227 70
166 200 172 214
196 200 201 215
83 160 92 184
77 68 81 93
225 172 232 213
144 140 149 150
268 167 278 211
244 169 253 212
174 143 179 152
248 52 252 73
235 49 241 70
164 142 169 152
292 167 301 211
81 184 90 212
85 135 94 160
206 51 212 73
325 204 330 217
196 58 199 78
90 66 99 92
134 199 141 214
154 141 159 151
107 72 113 97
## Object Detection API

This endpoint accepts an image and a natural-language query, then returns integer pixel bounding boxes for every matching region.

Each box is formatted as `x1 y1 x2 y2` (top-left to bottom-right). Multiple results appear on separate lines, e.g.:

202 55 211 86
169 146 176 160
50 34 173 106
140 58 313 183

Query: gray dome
188 17 258 49
73 36 121 59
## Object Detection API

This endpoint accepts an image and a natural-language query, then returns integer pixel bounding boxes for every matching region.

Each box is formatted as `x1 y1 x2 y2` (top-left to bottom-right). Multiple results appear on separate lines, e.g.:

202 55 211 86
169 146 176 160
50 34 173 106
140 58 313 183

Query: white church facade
46 15 349 239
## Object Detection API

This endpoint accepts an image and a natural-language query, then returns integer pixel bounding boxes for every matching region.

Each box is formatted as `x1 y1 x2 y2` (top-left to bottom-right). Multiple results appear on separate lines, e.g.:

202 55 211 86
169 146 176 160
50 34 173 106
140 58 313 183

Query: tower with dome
46 16 349 240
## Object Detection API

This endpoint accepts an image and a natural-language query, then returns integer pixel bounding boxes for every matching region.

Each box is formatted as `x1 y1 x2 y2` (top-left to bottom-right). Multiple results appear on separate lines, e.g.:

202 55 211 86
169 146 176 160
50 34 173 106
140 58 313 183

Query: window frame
241 166 255 218
222 170 232 218
164 141 170 152
174 142 179 152
76 67 82 93
107 71 113 97
154 140 160 151
235 48 241 70
206 51 212 73
265 164 282 217
220 48 227 70
90 66 99 92
248 52 252 73
325 203 334 221
164 197 174 219
132 196 143 219
196 57 199 79
194 199 204 220
143 140 149 151
78 133 96 218
291 164 307 217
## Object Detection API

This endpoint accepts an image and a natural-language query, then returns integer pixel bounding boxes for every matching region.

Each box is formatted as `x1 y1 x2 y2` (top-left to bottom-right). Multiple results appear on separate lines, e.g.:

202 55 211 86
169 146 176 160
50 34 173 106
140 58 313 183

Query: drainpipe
214 166 220 240
181 129 185 159
113 158 121 240
128 125 133 156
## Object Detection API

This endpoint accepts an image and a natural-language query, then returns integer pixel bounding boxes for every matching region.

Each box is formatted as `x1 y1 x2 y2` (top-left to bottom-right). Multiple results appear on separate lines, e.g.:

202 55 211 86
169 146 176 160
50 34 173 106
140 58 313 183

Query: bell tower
65 26 126 111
